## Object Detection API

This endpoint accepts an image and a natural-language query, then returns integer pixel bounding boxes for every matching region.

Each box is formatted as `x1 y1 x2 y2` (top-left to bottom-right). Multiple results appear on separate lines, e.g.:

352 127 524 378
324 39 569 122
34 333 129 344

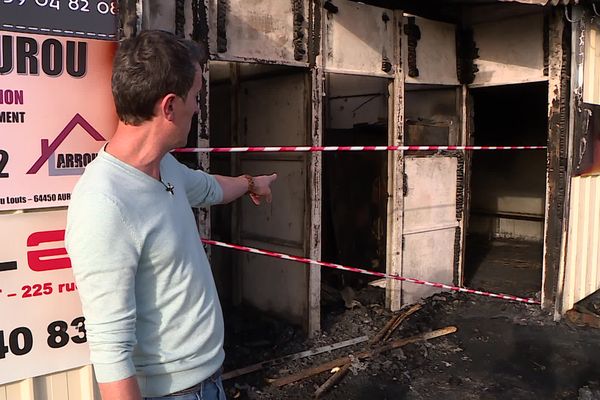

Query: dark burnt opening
465 81 548 297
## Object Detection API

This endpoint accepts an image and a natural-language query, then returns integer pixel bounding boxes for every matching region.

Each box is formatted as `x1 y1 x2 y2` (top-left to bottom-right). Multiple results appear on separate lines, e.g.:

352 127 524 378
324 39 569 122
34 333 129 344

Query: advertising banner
0 0 118 41
0 1 118 211
0 0 119 384
0 210 89 385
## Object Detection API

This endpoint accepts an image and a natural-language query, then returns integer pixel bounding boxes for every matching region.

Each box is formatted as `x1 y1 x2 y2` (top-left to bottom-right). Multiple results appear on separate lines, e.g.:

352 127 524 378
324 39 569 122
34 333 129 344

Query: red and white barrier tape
202 239 540 305
175 145 547 153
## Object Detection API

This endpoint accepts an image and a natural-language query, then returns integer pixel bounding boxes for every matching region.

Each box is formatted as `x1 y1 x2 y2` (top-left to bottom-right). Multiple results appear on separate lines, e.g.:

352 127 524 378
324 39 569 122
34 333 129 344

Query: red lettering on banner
26 230 72 272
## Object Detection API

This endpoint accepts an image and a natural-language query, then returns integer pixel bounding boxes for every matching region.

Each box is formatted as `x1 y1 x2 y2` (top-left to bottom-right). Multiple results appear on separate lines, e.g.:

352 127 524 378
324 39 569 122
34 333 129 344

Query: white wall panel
327 73 390 129
403 17 459 85
208 0 309 65
402 156 458 304
472 14 546 87
324 0 395 77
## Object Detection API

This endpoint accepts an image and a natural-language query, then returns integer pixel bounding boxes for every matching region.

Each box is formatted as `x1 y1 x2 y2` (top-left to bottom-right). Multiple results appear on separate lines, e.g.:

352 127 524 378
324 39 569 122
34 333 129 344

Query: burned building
128 0 600 333
4 0 600 397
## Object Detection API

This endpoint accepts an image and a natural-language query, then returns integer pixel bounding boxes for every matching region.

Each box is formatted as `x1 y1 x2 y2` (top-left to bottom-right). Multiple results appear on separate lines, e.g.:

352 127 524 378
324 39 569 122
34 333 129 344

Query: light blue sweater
65 147 224 397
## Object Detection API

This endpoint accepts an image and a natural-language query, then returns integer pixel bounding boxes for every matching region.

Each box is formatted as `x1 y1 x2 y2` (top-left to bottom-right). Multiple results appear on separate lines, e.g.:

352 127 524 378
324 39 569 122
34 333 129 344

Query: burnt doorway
465 82 548 298
321 73 390 309
209 60 313 326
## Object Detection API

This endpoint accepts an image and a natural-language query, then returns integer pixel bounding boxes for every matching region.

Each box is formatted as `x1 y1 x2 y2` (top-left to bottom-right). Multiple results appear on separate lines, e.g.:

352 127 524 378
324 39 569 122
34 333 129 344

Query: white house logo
27 114 105 176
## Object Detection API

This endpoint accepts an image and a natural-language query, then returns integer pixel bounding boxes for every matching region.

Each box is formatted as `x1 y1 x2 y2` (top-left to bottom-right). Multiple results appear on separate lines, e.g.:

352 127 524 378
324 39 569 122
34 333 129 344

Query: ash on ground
222 287 600 399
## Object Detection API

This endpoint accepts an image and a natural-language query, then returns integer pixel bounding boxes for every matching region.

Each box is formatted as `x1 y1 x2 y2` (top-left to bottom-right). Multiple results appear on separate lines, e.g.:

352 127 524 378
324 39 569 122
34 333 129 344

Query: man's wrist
243 174 256 195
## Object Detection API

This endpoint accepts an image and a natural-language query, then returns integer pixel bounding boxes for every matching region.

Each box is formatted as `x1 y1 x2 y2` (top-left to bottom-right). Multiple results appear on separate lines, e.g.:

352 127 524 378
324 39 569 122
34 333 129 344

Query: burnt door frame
458 9 569 311
543 8 571 312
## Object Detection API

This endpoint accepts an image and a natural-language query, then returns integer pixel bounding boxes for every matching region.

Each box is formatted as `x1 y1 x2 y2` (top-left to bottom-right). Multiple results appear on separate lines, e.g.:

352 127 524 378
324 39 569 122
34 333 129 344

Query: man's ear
160 94 177 121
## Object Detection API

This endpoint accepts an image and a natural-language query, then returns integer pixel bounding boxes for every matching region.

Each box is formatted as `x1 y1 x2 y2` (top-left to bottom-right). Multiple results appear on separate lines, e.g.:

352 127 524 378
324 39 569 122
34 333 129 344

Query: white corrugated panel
0 366 99 400
562 176 600 312
583 24 600 105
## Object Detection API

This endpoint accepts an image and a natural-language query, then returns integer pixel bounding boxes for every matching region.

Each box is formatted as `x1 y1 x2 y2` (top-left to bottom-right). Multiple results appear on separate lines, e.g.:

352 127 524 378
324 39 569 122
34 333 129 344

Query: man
65 30 276 400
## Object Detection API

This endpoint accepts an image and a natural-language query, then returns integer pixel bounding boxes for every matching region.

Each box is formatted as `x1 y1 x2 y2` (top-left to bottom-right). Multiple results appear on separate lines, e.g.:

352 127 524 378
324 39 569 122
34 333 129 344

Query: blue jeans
144 375 227 400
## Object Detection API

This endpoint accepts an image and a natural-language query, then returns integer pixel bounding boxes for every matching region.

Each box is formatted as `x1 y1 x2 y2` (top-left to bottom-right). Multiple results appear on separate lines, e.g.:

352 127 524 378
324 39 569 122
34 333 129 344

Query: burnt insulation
454 152 465 285
543 15 549 77
117 0 138 39
574 105 600 175
403 17 420 78
453 226 461 286
292 0 306 61
456 26 479 85
191 0 209 142
192 0 209 42
308 0 321 66
198 71 209 141
217 0 228 53
455 152 465 221
175 0 185 38
556 23 570 219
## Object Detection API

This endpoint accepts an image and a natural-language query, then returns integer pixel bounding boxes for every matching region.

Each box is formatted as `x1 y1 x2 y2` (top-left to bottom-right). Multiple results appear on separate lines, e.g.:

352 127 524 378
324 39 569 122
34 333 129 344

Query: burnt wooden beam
272 326 458 387
543 8 570 311
386 11 405 311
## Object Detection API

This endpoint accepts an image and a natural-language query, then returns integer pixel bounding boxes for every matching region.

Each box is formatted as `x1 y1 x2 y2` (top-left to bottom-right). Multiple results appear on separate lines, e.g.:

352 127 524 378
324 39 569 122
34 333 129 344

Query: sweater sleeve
169 156 223 207
65 192 141 383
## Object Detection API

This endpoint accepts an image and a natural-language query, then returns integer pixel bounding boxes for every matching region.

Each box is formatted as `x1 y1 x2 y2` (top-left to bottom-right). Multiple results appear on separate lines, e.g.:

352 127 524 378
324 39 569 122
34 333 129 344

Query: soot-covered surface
223 287 600 399
465 237 542 299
